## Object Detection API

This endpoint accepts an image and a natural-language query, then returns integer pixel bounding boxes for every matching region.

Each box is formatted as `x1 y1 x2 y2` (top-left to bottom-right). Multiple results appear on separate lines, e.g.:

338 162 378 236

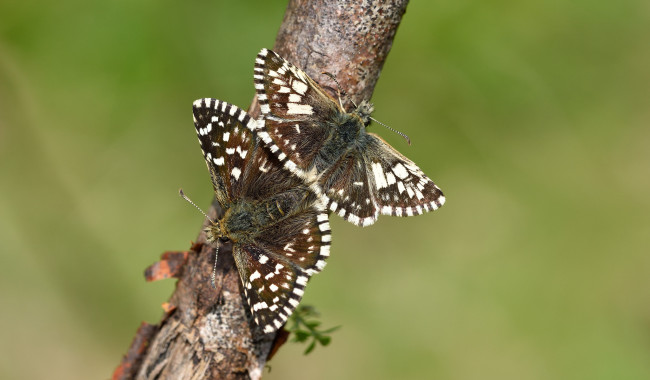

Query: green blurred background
1 1 649 379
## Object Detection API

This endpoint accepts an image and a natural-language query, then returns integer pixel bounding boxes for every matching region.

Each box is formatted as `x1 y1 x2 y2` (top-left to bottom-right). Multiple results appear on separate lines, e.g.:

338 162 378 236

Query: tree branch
114 1 409 379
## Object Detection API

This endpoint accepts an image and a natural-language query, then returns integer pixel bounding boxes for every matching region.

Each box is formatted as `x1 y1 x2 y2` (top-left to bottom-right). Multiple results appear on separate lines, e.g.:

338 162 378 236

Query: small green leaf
305 320 321 329
318 335 331 346
285 304 340 355
304 341 317 355
293 330 310 342
323 326 341 334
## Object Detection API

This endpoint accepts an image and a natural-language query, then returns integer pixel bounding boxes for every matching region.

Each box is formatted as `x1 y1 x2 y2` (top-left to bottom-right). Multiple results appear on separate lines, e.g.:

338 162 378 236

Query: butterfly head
354 100 375 127
205 204 258 245
204 219 226 244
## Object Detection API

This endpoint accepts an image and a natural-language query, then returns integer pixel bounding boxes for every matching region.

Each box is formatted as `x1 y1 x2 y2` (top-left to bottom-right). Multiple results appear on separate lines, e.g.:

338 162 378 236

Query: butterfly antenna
211 244 219 289
321 72 346 109
179 188 215 224
370 117 411 145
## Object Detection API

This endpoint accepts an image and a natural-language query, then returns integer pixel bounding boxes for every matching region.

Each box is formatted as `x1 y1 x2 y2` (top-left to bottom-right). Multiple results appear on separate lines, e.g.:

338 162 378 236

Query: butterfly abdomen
261 189 314 221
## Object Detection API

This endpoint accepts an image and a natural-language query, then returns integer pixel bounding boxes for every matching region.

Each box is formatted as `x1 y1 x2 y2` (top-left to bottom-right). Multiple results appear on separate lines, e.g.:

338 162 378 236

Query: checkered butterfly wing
253 48 341 177
235 209 331 333
316 134 445 225
318 150 379 226
192 98 257 206
363 133 444 217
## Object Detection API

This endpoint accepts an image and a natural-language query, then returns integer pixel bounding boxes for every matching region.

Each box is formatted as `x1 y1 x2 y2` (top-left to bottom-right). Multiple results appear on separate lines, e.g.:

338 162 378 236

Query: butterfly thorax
314 110 366 173
327 100 375 150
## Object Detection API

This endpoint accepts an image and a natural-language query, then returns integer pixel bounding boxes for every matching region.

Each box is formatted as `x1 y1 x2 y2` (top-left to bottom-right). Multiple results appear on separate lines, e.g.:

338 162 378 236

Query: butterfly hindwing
193 98 257 203
365 133 445 216
319 151 379 226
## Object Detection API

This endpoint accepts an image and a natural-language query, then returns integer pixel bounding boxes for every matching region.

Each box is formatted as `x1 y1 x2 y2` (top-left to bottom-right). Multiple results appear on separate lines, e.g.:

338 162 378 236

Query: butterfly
192 98 331 333
250 48 446 227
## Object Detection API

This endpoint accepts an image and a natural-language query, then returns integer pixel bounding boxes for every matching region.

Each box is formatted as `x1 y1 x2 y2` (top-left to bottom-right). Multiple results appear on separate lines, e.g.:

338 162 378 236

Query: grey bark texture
114 1 409 379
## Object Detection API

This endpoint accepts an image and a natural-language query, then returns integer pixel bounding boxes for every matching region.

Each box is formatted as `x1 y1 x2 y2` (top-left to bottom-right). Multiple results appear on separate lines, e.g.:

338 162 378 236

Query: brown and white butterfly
192 98 330 333
250 48 445 227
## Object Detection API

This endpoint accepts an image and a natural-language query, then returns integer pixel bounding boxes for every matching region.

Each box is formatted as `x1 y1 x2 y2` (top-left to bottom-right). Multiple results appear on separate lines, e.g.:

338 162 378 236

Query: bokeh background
1 1 649 379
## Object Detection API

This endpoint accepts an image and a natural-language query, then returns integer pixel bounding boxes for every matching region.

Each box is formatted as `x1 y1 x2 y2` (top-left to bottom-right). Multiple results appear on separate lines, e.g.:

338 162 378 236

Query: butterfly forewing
234 244 306 333
193 98 257 203
253 48 339 174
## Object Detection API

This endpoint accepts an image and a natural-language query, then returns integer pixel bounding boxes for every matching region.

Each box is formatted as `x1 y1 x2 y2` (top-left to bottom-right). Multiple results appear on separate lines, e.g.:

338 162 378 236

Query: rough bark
114 1 409 379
